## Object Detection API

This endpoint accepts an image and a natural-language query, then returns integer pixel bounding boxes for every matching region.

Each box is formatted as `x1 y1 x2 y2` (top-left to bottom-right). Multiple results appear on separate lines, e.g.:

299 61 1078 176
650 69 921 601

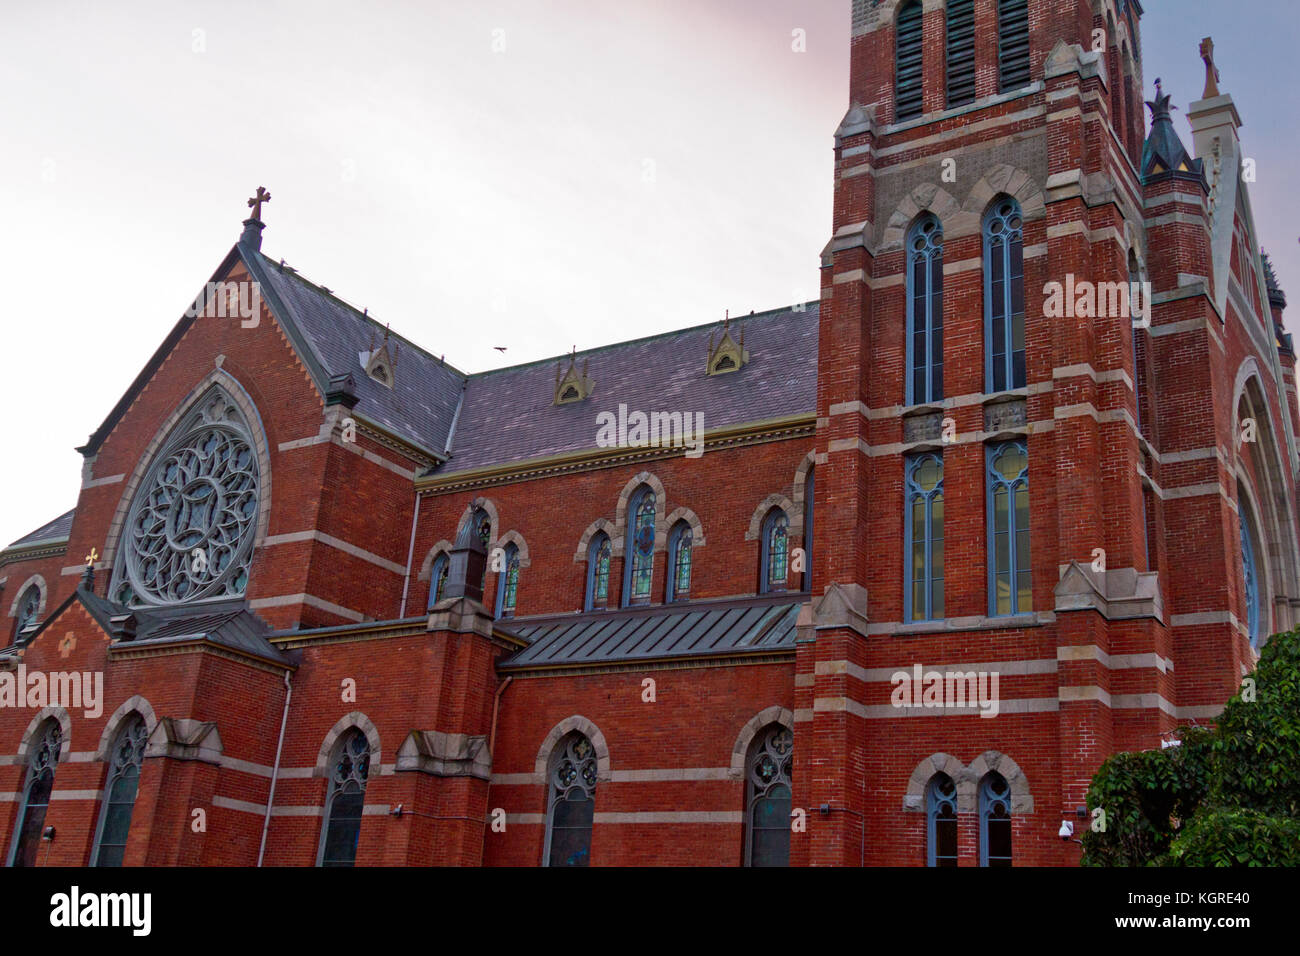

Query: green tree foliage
1082 628 1300 866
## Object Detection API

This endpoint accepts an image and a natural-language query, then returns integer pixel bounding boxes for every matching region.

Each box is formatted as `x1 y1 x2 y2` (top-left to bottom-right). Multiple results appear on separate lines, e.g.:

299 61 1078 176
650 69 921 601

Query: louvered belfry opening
946 0 976 108
895 0 924 121
997 0 1031 92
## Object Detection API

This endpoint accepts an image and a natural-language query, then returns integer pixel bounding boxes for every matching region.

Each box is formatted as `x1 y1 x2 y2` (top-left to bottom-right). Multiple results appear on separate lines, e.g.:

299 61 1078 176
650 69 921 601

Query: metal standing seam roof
498 596 803 670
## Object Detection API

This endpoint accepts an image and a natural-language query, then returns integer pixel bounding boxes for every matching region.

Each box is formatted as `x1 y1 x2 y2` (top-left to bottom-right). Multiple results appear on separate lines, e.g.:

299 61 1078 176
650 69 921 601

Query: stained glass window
12 585 40 645
545 732 597 867
985 198 1026 393
626 488 656 605
987 442 1031 616
473 508 491 590
979 772 1012 867
1240 498 1262 649
926 773 958 867
496 544 520 618
586 533 612 610
745 725 793 867
907 215 944 405
8 718 61 867
91 714 148 867
110 387 259 606
905 453 945 621
666 522 692 602
319 729 370 867
429 554 449 609
760 509 789 593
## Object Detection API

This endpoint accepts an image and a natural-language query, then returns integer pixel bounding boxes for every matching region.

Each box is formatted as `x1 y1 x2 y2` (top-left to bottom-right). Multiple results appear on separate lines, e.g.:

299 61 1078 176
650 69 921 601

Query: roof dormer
707 311 750 376
361 325 399 389
554 349 593 405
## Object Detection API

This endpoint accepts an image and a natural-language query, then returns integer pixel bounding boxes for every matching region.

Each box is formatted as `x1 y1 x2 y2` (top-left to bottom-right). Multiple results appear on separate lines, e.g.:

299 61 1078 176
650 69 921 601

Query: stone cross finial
247 186 272 221
1199 37 1220 98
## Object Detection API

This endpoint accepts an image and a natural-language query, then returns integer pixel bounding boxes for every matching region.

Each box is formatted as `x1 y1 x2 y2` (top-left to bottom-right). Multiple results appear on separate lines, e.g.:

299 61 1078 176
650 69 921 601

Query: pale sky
1 0 1296 548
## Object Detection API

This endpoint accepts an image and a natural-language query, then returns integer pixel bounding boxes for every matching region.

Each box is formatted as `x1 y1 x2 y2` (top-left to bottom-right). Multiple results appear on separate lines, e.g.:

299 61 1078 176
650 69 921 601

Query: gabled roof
498 593 802 671
437 304 819 476
6 509 75 549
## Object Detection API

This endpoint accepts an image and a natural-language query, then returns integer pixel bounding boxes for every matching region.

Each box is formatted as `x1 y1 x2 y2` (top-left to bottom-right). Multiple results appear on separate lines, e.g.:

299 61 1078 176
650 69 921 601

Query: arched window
11 585 40 645
997 0 1030 92
745 724 793 867
624 487 656 606
802 466 815 592
759 509 789 594
585 532 613 611
666 521 693 603
905 453 945 621
946 0 976 107
984 198 1026 393
318 729 370 867
895 0 924 121
469 507 492 590
988 442 1031 616
91 713 148 867
1130 249 1147 434
978 772 1012 866
544 732 597 867
496 543 520 618
906 215 944 405
428 553 449 609
8 718 62 867
926 772 958 867
1240 497 1263 649
109 384 260 607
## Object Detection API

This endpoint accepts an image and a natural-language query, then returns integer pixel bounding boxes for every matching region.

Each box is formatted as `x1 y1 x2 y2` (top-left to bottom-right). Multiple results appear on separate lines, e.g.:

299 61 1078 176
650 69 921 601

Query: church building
2 0 1296 867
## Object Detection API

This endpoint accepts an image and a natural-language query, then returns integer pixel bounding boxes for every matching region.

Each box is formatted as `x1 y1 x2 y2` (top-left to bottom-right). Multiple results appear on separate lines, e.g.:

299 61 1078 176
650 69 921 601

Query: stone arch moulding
95 695 160 761
101 367 273 577
728 705 794 779
1234 468 1275 643
315 711 382 777
614 471 668 551
966 750 1034 813
535 715 612 783
17 706 72 761
791 451 816 513
418 539 454 581
573 518 616 563
494 530 532 568
902 752 968 811
7 574 48 618
456 497 501 550
881 183 968 253
964 164 1047 225
663 506 706 548
745 494 801 541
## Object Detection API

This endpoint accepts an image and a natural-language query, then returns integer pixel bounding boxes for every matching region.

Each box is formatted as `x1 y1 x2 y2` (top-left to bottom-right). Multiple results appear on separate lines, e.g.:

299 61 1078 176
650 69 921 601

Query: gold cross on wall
247 186 272 221
85 547 98 567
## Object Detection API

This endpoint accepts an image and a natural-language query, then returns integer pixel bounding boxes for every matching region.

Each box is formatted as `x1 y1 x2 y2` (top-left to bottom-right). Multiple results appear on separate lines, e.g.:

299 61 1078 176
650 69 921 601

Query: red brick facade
2 0 1296 867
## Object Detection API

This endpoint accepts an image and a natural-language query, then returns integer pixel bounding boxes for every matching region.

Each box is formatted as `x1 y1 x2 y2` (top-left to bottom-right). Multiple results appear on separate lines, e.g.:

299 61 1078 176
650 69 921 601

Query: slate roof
498 594 802 671
6 509 75 549
437 304 819 475
249 252 468 456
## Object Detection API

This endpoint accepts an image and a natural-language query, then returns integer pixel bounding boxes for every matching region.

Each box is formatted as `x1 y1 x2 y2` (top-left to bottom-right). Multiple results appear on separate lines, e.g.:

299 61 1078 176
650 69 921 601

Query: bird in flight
493 346 508 352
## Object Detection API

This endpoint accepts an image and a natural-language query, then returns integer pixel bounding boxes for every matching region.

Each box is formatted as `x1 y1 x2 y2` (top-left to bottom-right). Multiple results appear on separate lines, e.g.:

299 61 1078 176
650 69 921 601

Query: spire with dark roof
1262 250 1287 310
1140 80 1206 189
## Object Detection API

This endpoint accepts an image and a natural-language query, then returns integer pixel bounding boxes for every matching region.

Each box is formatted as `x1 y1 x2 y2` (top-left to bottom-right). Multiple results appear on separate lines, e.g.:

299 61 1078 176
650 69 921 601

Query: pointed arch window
744 725 793 867
906 215 944 405
496 543 520 618
318 729 370 867
666 521 693 603
985 198 1026 393
997 0 1030 92
428 553 449 609
946 0 976 107
544 732 597 867
895 0 924 121
11 585 40 645
988 442 1031 616
585 533 613 611
802 466 815 592
8 718 62 867
470 507 492 590
759 509 789 594
91 714 148 867
624 487 656 606
926 772 958 867
1240 497 1263 649
109 385 260 607
905 453 945 621
979 772 1012 866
